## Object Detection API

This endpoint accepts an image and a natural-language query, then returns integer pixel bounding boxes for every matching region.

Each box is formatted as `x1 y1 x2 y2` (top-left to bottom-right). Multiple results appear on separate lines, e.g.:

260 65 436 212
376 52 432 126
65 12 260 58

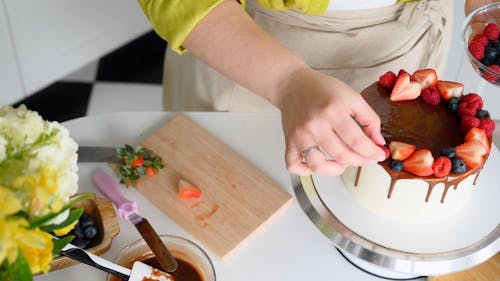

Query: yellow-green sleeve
138 0 229 54
137 0 328 54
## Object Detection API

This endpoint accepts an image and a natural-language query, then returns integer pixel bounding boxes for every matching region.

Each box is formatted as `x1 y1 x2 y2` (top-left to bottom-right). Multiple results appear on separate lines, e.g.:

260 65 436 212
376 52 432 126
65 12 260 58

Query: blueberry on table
84 225 98 239
79 213 96 229
71 224 85 238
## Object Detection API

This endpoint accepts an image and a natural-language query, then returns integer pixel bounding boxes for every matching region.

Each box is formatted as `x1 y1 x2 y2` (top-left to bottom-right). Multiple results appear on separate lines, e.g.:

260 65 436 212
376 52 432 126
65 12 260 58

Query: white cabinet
0 2 24 105
1 0 152 104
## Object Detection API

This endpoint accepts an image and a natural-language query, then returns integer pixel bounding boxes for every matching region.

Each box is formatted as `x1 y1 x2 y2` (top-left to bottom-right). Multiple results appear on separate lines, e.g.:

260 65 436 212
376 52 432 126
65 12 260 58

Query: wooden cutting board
428 253 500 281
135 114 292 260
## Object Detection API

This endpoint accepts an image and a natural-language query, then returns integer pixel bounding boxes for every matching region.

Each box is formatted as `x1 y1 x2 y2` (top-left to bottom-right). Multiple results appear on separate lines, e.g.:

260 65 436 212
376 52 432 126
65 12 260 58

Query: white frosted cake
342 69 494 223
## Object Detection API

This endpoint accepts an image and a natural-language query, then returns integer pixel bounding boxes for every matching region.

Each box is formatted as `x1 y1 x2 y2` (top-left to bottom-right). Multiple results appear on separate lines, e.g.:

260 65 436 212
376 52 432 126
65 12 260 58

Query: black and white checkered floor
12 31 166 123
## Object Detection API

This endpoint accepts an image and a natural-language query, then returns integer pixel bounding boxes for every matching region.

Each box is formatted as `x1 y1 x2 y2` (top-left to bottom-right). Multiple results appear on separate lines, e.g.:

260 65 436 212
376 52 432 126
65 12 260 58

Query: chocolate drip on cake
352 164 482 203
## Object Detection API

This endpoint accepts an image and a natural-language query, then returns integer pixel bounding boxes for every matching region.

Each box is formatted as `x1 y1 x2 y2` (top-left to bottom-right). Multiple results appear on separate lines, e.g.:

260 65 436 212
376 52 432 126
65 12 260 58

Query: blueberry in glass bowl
462 2 500 86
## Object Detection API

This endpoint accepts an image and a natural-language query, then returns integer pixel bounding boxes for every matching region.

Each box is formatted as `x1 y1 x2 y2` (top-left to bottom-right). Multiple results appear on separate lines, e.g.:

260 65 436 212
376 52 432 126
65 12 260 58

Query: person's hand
275 68 387 176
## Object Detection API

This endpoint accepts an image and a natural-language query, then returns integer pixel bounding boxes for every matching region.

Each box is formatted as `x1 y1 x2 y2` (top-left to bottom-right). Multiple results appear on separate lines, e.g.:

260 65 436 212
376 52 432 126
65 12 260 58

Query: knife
77 146 120 163
60 243 173 281
92 171 178 273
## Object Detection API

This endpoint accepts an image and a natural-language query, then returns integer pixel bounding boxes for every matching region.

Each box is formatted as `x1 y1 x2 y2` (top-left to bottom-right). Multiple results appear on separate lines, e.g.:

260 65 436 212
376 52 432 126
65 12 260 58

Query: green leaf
29 194 92 229
52 235 75 256
40 208 83 232
10 251 33 281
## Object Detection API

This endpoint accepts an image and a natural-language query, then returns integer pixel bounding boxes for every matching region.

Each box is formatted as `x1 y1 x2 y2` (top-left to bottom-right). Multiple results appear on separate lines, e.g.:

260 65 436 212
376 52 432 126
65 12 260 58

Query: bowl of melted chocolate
108 235 215 281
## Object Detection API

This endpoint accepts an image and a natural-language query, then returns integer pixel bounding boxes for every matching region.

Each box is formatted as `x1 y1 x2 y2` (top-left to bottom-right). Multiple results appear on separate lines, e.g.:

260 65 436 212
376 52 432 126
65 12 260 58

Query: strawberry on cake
342 69 495 224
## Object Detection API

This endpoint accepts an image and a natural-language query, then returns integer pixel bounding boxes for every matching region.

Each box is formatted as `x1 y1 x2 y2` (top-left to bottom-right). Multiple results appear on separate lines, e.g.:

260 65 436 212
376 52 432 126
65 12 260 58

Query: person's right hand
275 68 387 176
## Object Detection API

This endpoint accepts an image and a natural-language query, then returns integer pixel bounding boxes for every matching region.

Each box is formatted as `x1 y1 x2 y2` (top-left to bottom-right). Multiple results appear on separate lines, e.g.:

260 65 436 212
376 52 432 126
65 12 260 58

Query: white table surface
35 111 427 281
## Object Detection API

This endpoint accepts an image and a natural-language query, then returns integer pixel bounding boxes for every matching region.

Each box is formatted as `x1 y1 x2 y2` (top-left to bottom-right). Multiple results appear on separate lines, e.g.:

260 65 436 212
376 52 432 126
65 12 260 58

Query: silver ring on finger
302 145 321 160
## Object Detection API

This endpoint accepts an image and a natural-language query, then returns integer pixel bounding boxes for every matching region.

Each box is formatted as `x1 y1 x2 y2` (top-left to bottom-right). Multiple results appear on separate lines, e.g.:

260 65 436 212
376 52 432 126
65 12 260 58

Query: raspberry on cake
343 69 495 223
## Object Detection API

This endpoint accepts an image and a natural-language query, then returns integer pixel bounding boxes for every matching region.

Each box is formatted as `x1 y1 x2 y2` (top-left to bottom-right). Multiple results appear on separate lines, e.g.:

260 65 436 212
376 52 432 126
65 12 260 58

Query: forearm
183 0 308 106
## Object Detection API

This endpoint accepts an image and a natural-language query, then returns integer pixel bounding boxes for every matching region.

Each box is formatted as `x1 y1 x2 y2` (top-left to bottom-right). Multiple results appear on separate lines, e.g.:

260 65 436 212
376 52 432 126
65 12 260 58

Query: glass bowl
462 2 500 86
109 235 216 281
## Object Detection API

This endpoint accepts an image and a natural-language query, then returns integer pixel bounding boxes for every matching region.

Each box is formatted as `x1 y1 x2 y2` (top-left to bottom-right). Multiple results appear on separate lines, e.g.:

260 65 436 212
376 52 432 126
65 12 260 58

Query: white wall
1 0 152 105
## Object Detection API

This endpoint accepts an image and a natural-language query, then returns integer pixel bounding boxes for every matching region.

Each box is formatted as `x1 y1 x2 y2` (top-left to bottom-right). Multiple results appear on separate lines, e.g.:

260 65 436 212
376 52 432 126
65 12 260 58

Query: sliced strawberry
411 69 438 89
436 80 464 101
432 156 452 177
465 127 490 152
389 141 417 161
455 140 488 169
398 69 409 76
403 149 434 176
390 73 422 101
178 179 202 199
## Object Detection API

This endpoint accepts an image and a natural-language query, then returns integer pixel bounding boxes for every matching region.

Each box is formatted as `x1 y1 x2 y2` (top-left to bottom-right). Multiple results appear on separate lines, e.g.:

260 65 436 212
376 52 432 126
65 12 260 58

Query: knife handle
93 171 139 219
61 243 131 280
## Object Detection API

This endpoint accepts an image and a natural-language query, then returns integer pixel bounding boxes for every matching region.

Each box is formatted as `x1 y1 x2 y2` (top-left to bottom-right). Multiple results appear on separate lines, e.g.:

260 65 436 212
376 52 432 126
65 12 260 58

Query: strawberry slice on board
178 179 202 199
389 141 417 161
455 140 488 169
411 69 438 89
403 149 435 176
465 127 490 152
436 80 464 101
390 73 422 102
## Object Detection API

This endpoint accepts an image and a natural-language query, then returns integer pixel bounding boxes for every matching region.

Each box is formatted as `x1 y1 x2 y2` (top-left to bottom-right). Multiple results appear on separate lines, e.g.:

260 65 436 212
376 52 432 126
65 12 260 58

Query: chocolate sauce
109 255 203 281
355 82 490 203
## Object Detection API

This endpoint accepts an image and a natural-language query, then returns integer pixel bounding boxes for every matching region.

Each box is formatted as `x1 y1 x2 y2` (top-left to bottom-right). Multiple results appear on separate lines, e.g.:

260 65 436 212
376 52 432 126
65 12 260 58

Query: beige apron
162 0 453 112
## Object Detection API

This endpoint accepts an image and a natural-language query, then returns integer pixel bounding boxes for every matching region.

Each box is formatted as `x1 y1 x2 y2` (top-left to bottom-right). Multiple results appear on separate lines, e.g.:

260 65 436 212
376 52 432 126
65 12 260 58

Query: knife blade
92 171 178 273
77 146 120 163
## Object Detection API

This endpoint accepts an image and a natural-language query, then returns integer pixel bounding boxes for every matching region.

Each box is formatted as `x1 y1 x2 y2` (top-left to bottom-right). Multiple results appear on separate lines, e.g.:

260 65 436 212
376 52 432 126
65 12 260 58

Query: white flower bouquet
0 105 83 281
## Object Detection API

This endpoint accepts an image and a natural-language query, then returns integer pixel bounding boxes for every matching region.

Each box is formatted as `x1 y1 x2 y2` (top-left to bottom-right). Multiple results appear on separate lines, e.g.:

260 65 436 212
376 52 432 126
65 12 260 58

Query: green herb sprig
116 145 165 187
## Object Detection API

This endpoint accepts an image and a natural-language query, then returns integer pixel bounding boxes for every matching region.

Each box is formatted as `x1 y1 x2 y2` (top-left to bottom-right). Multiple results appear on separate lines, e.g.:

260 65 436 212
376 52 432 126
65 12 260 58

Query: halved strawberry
465 127 490 152
178 179 202 199
436 80 464 101
411 69 438 89
390 73 422 101
455 140 488 169
389 141 417 161
403 149 434 176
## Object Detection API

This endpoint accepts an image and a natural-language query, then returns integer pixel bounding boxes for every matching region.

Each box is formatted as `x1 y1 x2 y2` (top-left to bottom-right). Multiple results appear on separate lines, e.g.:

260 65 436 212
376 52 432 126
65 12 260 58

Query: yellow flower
0 217 53 274
0 216 27 264
17 228 53 274
12 166 64 218
0 186 21 215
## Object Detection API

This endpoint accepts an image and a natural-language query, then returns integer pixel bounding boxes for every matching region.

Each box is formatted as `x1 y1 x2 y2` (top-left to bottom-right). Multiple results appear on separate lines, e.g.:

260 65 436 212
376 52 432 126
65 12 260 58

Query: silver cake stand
293 174 500 278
